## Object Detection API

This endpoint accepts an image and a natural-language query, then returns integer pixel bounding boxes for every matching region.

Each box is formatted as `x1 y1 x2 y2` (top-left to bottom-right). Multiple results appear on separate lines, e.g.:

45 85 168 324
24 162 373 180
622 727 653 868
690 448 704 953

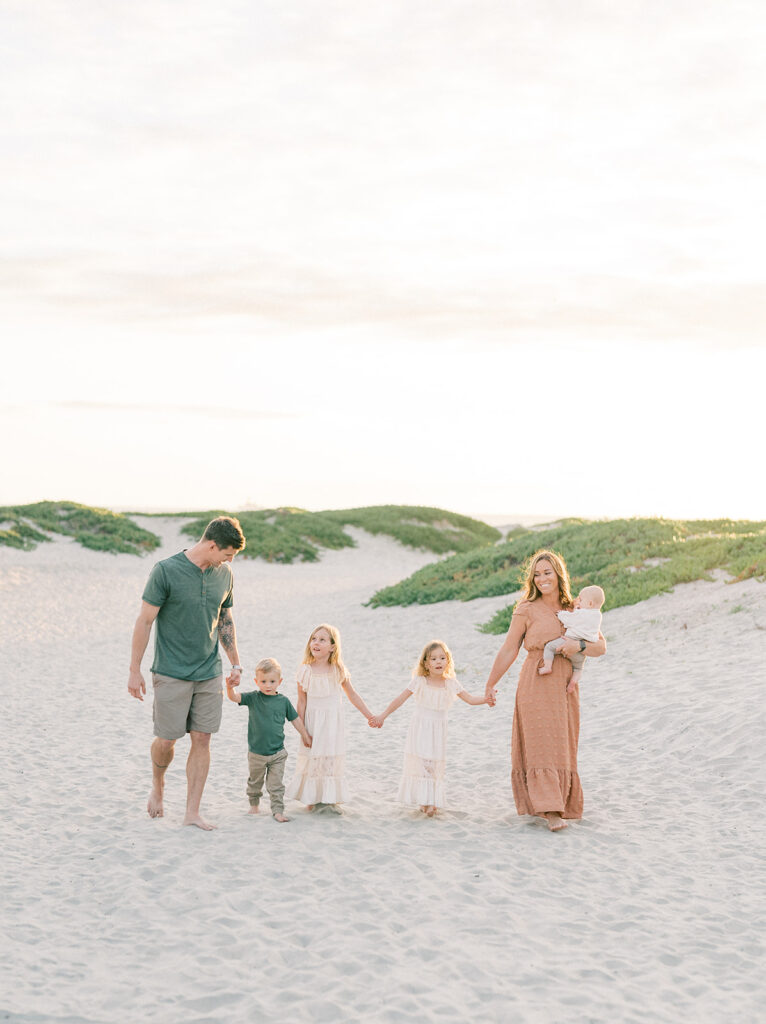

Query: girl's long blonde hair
518 549 574 609
414 639 456 678
302 623 349 681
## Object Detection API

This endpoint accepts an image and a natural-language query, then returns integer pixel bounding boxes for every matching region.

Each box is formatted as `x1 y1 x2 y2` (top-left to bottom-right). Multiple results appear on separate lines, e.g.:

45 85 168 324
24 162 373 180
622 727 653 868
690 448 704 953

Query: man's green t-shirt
142 551 234 681
240 691 298 756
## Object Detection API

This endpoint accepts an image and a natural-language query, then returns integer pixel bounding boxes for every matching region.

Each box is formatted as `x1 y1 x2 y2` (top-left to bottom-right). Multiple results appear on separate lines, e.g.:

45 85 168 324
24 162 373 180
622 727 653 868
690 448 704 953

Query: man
128 516 246 830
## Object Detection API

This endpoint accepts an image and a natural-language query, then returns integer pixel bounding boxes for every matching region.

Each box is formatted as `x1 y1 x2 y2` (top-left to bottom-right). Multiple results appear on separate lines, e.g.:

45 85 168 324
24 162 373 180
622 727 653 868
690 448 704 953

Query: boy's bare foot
273 812 290 822
147 788 164 818
543 812 568 831
248 804 260 815
182 813 216 831
538 664 553 676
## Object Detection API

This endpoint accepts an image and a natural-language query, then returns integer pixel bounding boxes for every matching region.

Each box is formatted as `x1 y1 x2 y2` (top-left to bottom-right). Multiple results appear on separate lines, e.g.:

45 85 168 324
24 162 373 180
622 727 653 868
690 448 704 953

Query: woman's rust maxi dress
510 600 584 819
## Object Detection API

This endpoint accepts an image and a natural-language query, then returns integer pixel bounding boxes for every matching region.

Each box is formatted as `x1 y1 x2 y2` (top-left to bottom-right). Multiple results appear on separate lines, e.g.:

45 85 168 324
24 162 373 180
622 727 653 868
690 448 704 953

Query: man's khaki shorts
152 673 223 740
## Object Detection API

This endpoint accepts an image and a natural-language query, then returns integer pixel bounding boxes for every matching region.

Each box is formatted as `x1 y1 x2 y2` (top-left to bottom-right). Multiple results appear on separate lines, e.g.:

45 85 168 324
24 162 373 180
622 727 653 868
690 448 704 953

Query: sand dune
1 519 764 1023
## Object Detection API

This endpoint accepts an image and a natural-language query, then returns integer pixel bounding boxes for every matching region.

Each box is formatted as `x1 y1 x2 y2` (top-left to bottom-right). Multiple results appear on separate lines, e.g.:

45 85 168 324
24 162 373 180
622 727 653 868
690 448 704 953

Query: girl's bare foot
538 664 553 676
543 812 568 831
248 804 260 815
567 677 581 693
273 812 290 822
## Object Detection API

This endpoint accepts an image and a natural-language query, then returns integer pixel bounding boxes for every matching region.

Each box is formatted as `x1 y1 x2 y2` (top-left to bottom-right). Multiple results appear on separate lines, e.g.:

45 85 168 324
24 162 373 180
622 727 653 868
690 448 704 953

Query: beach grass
178 505 500 563
0 501 162 554
367 517 766 632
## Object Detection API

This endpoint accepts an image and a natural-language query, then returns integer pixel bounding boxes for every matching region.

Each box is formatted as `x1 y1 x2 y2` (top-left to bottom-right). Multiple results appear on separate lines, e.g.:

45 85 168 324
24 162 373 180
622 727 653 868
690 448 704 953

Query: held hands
485 690 496 707
368 715 384 729
225 668 242 689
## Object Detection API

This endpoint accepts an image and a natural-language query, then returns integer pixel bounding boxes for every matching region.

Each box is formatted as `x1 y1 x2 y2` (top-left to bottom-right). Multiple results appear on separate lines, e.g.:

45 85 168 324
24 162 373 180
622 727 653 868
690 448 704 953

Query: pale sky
2 1 765 520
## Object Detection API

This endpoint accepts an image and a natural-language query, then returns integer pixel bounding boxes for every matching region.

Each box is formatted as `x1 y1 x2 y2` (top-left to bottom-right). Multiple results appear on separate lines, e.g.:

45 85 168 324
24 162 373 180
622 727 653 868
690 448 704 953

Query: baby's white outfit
397 675 464 809
286 663 348 805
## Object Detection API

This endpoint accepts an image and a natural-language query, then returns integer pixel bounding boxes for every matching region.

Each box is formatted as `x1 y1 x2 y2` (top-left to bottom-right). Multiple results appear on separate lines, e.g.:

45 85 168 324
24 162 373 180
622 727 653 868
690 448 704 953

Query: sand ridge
0 519 764 1022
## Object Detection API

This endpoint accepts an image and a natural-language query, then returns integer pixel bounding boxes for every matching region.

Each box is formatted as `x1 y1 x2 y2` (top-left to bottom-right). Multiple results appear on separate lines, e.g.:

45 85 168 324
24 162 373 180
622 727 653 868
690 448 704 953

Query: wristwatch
578 640 587 653
231 664 243 672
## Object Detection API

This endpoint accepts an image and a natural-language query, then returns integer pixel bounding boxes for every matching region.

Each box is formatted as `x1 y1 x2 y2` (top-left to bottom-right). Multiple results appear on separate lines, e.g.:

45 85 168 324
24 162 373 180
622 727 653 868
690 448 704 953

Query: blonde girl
285 624 373 811
370 640 493 817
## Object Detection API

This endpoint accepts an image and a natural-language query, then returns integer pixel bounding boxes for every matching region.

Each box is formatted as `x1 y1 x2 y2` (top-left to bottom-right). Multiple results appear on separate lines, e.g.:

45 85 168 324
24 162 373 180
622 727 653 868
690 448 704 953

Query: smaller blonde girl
370 640 493 816
285 623 374 812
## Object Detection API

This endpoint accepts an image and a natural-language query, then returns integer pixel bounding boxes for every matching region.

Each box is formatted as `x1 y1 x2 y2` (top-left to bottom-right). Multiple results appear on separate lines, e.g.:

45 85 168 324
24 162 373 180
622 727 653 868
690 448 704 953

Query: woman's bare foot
248 804 260 815
182 812 216 831
147 787 164 818
273 812 290 823
543 812 568 831
538 664 553 676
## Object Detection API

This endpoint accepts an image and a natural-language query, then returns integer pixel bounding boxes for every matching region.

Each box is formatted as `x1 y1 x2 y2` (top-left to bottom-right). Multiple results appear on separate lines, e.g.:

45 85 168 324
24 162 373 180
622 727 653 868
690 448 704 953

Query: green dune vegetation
178 506 501 563
0 501 161 554
368 517 766 633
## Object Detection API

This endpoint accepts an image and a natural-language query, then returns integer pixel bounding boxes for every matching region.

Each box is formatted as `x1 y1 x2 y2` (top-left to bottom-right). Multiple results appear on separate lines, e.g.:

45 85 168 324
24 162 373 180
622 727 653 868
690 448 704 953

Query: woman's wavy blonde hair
518 549 574 609
302 623 349 680
414 639 456 678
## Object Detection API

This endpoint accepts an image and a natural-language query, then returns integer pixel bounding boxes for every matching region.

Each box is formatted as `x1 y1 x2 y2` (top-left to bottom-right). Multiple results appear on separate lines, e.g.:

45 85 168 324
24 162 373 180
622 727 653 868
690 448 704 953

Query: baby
538 585 605 692
226 657 312 822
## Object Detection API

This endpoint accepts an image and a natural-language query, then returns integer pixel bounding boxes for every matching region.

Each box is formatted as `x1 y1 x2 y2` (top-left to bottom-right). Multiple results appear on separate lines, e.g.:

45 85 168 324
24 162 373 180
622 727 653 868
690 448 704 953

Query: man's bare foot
182 813 216 831
543 812 568 831
538 664 553 676
306 804 315 812
273 812 290 822
147 788 164 818
248 804 260 815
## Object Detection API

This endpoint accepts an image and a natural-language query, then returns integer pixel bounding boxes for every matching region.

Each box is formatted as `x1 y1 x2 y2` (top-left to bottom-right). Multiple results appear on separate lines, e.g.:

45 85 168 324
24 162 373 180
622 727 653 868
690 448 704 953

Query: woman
485 550 606 831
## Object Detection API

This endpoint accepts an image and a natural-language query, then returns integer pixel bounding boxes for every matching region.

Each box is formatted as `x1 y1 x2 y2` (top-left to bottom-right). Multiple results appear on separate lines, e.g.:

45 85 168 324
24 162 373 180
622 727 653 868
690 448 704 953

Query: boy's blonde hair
302 623 349 681
255 657 282 675
518 549 574 609
579 585 605 609
414 640 456 678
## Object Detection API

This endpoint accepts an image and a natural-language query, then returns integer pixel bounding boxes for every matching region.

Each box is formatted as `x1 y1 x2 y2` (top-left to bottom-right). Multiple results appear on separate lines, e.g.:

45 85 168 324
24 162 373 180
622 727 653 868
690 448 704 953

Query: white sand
1 519 764 1023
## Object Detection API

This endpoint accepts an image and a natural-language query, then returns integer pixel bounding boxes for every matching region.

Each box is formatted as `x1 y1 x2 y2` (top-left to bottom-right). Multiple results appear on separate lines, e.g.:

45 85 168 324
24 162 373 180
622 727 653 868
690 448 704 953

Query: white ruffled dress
286 664 348 805
397 675 464 809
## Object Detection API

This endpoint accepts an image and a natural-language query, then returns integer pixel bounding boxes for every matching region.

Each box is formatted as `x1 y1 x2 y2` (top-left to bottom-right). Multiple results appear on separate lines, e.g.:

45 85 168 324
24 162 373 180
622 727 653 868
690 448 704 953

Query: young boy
538 585 605 693
226 657 312 822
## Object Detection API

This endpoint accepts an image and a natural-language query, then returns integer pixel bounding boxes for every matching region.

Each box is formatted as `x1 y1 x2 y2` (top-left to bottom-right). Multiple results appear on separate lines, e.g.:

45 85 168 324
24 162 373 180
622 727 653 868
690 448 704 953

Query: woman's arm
559 632 607 660
484 615 526 697
341 679 373 720
370 688 412 727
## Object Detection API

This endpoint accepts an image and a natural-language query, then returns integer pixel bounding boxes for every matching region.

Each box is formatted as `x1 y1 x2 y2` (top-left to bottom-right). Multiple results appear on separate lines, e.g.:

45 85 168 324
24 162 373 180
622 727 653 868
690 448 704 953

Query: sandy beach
1 518 764 1023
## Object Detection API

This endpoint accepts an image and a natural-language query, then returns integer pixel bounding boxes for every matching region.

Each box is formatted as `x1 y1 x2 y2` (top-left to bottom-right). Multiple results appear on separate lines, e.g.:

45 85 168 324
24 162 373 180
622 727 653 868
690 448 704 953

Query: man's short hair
203 516 246 551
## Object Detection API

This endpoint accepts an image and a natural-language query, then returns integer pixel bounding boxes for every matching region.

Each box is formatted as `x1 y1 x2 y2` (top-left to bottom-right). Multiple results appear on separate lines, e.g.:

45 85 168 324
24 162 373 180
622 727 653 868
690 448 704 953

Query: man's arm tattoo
217 607 236 652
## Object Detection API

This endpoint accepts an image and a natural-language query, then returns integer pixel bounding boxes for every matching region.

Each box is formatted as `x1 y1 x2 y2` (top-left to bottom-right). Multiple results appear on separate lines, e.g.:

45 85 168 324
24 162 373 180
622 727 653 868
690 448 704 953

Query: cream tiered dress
397 675 464 808
286 663 348 805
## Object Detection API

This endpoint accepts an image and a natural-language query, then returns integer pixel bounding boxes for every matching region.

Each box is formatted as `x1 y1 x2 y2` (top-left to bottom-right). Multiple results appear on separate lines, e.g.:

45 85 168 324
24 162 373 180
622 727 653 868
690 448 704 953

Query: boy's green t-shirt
142 551 234 681
240 691 298 755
